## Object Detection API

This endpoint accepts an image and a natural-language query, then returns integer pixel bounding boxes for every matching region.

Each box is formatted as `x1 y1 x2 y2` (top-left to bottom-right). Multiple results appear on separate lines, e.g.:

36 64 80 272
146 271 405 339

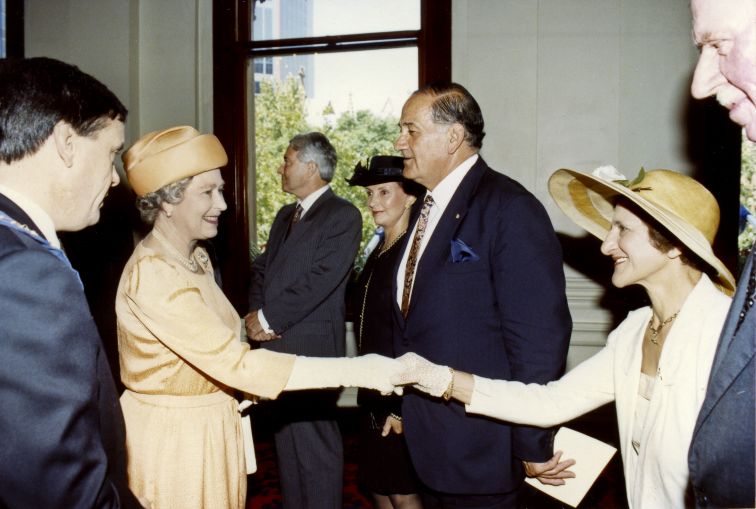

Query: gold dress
116 232 295 509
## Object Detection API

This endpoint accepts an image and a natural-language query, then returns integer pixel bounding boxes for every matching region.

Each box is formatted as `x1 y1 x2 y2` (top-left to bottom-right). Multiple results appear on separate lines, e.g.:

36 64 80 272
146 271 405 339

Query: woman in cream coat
394 167 736 509
116 126 401 509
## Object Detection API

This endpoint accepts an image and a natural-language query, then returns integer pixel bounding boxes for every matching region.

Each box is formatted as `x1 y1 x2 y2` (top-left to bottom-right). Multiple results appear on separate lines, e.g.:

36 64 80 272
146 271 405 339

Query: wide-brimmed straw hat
346 155 424 196
123 125 228 196
548 166 735 293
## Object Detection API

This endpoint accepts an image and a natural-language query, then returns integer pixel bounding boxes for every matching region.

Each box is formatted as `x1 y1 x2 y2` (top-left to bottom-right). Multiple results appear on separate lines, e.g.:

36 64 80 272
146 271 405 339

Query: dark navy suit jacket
688 247 755 508
0 194 139 508
392 158 572 494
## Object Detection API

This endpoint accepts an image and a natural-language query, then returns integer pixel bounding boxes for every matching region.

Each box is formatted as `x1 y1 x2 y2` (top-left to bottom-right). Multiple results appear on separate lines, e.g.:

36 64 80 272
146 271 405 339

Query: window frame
212 0 451 311
3 0 24 58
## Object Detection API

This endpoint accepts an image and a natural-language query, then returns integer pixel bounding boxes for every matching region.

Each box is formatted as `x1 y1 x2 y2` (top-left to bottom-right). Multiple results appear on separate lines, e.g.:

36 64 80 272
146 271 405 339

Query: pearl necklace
152 229 200 272
647 311 679 345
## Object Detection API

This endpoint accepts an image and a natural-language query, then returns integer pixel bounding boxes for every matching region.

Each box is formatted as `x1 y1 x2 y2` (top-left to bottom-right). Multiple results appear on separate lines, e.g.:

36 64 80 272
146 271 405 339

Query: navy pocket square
451 238 480 263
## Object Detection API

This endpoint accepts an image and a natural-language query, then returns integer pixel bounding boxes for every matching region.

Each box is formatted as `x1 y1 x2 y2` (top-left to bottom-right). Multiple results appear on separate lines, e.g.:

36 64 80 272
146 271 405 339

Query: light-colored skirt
121 390 246 509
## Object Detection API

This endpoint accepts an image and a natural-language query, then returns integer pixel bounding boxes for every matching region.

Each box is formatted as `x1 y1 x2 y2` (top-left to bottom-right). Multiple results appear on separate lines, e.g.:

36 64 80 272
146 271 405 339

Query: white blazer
466 275 731 509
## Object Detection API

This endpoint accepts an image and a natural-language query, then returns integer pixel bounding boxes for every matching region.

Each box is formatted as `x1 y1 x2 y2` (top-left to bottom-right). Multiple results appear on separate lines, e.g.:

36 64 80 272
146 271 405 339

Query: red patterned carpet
245 407 627 509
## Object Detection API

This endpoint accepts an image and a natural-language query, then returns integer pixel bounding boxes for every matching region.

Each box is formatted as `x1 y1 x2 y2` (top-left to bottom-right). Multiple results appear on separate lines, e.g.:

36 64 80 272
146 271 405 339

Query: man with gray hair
688 0 756 506
246 132 362 508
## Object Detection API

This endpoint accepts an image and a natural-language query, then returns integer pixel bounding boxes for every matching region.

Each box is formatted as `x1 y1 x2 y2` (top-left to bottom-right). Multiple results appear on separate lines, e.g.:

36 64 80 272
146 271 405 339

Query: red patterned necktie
401 195 434 318
286 204 303 239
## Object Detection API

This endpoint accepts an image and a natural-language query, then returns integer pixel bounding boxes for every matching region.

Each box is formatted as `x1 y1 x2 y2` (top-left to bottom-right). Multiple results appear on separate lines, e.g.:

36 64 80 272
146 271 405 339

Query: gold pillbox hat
123 125 228 196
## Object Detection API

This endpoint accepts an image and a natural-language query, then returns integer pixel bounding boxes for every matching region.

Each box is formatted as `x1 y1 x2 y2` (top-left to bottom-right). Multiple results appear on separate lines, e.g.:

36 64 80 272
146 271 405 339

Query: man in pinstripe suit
246 132 362 508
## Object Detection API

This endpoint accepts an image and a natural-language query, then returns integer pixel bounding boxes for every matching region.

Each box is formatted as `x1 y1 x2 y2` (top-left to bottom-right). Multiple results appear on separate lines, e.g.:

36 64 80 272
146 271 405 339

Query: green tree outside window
253 77 401 268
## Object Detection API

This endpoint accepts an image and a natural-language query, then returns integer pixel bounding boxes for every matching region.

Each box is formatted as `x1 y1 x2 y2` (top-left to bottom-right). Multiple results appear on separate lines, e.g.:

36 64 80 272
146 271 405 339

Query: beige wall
24 0 213 150
25 0 699 368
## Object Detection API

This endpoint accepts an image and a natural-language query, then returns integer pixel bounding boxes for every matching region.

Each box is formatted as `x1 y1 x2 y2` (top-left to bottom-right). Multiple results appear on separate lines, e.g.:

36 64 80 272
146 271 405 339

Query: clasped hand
244 310 280 341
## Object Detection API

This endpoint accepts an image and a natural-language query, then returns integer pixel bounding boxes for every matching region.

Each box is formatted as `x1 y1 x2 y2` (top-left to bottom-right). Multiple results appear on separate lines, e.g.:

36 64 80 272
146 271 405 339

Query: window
1 0 23 58
1 1 5 56
212 0 450 309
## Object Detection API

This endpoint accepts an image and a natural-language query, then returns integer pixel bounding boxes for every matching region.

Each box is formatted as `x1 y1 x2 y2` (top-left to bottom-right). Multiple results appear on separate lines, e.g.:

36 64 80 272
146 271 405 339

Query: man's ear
447 124 466 154
52 121 76 168
307 160 319 176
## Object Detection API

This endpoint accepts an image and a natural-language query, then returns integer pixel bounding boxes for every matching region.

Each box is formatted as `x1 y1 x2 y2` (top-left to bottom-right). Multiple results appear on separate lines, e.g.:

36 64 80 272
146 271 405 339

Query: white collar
0 184 61 248
297 184 330 218
426 154 478 211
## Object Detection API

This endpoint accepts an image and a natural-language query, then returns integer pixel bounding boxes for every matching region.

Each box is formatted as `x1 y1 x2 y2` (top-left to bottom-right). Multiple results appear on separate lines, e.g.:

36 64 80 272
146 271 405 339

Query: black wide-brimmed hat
346 155 424 196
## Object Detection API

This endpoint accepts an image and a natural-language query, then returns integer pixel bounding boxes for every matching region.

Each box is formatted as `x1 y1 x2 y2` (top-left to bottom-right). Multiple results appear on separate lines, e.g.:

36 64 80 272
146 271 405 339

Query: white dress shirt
296 184 330 219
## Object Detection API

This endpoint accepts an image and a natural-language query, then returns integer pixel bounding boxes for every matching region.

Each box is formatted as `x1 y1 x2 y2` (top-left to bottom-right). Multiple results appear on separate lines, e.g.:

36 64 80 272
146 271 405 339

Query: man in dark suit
0 58 142 508
246 132 362 509
390 82 572 507
688 1 756 506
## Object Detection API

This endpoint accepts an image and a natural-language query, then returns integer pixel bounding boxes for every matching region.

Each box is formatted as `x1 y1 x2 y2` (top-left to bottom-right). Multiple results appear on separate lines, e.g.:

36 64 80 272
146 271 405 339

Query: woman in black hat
348 156 425 509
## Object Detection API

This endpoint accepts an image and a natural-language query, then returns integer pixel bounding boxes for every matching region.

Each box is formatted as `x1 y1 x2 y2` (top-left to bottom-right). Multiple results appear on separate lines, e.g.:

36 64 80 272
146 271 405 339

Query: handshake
390 352 455 397
283 352 453 397
331 352 455 397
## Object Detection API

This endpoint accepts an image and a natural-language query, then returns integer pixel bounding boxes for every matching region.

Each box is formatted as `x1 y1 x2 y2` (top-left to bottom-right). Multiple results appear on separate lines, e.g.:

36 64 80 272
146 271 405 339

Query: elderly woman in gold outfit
116 126 401 509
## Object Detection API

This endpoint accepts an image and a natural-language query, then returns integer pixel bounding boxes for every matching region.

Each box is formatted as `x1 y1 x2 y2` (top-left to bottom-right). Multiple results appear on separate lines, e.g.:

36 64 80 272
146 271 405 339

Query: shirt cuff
257 309 274 334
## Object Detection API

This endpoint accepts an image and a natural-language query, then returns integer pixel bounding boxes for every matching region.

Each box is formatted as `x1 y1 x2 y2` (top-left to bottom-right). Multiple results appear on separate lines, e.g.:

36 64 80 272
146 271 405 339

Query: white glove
284 354 402 395
391 352 453 397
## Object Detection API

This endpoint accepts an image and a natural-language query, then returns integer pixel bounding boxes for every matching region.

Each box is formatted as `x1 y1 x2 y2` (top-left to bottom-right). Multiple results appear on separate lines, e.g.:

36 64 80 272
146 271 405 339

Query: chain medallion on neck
647 311 679 345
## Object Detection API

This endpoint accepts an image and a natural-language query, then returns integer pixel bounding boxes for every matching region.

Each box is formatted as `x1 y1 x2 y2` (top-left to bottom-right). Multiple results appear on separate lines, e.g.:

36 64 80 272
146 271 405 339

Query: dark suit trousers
420 487 520 509
270 391 344 509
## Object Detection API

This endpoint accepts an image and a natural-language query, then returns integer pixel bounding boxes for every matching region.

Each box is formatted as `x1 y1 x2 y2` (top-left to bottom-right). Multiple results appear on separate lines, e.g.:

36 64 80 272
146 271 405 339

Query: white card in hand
524 427 617 507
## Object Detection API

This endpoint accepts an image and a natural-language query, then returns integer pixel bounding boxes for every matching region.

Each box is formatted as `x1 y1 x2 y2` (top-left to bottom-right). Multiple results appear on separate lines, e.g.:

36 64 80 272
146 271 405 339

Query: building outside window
1 0 7 58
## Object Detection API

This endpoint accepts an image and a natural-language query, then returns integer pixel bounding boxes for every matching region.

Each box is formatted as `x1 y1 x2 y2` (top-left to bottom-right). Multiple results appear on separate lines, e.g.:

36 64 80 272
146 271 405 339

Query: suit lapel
268 203 295 251
283 188 334 247
408 160 487 308
267 189 336 277
694 250 756 433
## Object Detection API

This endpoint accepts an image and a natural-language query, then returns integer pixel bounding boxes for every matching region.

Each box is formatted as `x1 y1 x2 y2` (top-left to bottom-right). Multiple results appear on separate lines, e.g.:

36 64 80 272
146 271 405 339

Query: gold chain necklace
358 229 407 349
379 230 407 255
647 311 679 345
